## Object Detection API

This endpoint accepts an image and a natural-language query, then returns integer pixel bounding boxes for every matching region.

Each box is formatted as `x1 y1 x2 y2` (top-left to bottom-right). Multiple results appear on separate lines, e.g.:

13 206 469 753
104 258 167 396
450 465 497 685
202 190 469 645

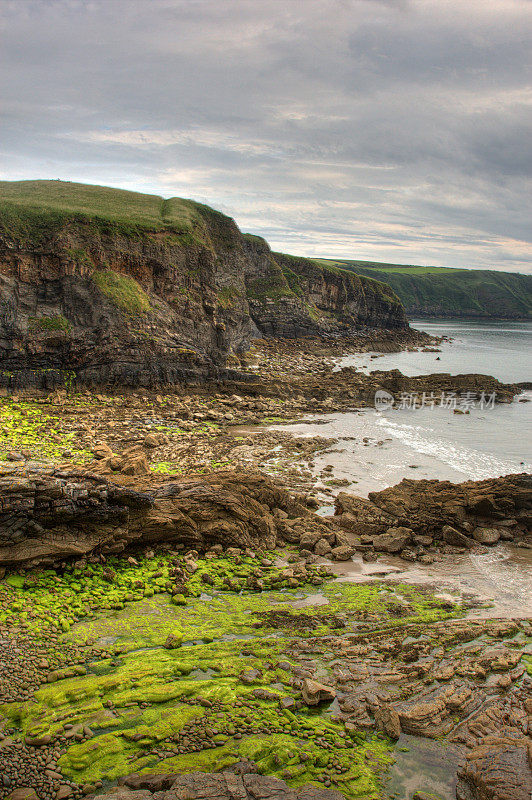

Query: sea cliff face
0 180 407 389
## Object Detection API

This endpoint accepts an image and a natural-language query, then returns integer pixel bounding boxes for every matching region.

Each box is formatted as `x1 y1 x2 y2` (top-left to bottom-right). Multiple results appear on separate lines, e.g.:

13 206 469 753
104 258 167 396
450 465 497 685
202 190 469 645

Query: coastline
0 330 531 800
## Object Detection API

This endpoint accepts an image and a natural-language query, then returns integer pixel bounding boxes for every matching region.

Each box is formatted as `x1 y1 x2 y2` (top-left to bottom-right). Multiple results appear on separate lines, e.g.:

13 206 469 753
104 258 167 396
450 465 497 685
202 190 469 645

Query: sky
1 0 531 272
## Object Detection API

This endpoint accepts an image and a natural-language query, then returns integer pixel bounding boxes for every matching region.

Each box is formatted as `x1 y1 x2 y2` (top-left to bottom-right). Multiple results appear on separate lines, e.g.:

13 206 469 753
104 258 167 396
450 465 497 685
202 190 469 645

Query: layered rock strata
1 468 530 569
333 473 532 556
0 468 334 568
100 772 345 800
0 181 407 389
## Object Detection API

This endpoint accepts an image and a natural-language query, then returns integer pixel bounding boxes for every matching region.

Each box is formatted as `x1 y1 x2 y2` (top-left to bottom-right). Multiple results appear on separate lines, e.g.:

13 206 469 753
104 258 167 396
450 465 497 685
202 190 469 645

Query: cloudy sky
1 0 531 271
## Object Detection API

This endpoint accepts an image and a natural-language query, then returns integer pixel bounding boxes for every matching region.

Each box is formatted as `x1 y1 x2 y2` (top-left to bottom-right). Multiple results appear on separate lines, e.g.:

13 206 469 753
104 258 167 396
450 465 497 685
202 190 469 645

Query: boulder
335 474 532 542
92 442 113 459
442 525 474 548
144 433 168 448
314 538 332 556
121 454 151 476
301 679 336 706
239 669 262 684
372 526 412 553
472 527 501 545
331 545 355 561
374 705 401 739
163 633 183 649
299 532 321 549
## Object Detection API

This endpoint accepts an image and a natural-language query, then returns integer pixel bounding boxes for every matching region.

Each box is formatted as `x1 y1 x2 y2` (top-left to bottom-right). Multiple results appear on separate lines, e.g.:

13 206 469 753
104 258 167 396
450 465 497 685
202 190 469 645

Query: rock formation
1 466 530 569
0 467 332 568
0 180 407 389
456 741 532 800
100 771 345 800
334 473 532 555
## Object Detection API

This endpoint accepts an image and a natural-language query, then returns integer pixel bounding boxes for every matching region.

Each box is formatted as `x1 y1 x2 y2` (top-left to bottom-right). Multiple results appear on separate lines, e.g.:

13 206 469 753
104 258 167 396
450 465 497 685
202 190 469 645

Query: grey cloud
0 0 531 271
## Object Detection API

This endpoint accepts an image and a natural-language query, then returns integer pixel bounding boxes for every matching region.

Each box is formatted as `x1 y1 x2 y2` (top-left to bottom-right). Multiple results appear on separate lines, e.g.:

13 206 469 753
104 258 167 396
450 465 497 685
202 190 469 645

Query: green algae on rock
0 547 469 799
0 399 90 463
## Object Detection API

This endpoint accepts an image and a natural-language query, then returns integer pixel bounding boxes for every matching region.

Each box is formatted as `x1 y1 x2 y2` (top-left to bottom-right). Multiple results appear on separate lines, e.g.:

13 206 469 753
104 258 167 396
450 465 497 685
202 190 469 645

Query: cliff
316 259 532 320
245 243 405 336
0 180 407 389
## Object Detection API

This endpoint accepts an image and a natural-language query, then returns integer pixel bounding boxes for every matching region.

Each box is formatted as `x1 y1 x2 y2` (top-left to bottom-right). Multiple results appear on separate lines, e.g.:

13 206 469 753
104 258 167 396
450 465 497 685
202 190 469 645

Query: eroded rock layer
334 473 532 555
0 181 407 389
1 467 530 569
106 772 345 800
0 468 332 567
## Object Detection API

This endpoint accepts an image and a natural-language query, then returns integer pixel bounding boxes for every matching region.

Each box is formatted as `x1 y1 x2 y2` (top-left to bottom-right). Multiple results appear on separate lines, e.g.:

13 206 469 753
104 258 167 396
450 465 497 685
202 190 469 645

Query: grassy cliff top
314 258 461 275
0 179 233 243
276 251 402 305
316 258 532 319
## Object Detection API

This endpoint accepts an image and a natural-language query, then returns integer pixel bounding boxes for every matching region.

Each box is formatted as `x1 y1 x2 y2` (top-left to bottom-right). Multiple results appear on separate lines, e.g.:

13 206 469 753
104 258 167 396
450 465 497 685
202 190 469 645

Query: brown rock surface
456 742 532 800
2 467 530 566
0 467 330 567
335 473 532 552
106 772 345 800
301 679 336 706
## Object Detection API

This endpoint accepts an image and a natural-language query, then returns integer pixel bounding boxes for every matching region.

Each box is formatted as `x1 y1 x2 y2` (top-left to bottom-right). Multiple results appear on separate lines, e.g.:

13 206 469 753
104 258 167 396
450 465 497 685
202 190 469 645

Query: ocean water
269 318 532 615
337 318 532 384
272 318 532 495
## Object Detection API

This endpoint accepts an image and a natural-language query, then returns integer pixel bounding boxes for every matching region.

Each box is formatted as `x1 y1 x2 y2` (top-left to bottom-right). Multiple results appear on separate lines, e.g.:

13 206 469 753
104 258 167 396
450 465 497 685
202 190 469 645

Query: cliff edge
0 180 407 388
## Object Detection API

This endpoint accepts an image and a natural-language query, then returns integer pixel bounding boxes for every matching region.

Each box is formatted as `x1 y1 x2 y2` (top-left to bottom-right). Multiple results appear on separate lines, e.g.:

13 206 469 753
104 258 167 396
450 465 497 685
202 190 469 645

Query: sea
272 319 532 496
269 318 532 620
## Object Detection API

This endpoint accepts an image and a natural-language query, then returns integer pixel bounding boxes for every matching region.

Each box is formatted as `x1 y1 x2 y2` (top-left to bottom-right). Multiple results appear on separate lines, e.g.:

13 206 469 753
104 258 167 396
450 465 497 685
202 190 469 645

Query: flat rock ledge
100 771 344 800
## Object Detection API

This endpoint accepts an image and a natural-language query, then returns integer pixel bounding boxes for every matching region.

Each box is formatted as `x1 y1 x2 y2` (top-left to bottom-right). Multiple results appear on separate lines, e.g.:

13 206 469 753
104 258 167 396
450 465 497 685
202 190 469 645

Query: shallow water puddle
291 593 330 608
386 734 462 800
325 546 532 619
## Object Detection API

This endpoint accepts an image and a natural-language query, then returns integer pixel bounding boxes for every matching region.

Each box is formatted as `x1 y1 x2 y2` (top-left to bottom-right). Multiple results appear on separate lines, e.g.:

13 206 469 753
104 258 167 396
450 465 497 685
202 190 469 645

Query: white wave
469 547 532 606
375 416 527 480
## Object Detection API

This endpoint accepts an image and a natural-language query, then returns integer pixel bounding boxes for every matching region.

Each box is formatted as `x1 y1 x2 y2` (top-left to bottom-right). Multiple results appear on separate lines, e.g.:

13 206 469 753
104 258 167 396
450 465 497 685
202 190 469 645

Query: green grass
314 259 459 275
0 179 196 229
91 269 151 314
217 286 241 308
28 314 71 333
0 180 235 247
313 258 532 319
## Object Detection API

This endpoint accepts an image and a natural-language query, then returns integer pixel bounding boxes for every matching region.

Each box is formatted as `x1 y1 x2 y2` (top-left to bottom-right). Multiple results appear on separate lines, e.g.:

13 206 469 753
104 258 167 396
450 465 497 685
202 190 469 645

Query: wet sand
268 401 532 496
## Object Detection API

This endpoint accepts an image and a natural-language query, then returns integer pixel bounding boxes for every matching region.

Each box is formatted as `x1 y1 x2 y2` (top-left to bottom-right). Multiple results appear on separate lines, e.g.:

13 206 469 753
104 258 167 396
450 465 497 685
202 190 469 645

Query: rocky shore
1 535 530 800
1 467 530 570
0 338 531 800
